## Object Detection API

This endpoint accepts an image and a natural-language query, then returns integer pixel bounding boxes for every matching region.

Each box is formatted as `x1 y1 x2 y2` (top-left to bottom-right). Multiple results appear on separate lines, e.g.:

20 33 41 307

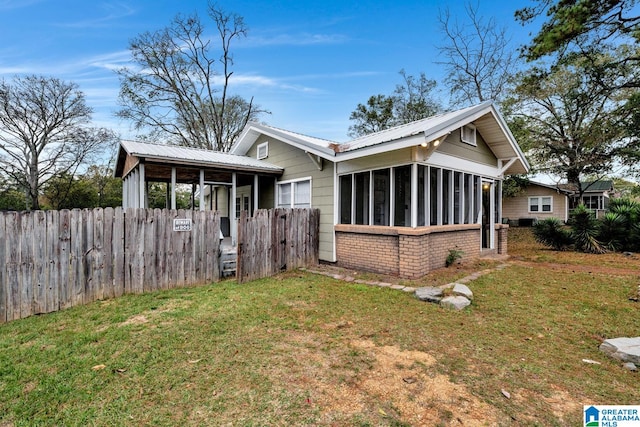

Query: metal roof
232 101 529 175
230 122 338 159
115 140 283 178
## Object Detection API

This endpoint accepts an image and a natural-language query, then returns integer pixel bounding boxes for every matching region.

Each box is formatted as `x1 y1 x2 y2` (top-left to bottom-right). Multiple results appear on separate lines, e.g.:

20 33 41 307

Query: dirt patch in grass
272 329 500 426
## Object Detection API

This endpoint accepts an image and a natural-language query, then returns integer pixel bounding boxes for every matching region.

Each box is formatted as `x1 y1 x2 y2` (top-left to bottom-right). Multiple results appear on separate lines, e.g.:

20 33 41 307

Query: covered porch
114 140 283 244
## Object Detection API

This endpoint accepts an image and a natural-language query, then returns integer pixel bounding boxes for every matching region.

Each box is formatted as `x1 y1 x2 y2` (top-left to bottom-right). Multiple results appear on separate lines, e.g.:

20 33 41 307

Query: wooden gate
236 208 320 284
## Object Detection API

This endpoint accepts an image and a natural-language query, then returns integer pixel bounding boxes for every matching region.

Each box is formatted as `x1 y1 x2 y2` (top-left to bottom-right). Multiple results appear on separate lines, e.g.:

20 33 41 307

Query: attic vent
461 124 476 146
257 142 268 159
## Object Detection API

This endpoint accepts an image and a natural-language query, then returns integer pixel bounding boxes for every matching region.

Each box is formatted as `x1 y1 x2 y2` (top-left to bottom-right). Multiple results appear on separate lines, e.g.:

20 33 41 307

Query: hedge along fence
0 208 221 323
237 208 320 284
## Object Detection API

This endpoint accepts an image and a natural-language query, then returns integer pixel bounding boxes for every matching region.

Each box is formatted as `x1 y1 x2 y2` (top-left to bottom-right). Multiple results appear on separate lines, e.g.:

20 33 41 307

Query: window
461 124 476 146
529 196 552 213
257 142 268 159
373 169 390 226
354 172 370 225
393 165 411 226
277 178 311 208
430 167 439 225
339 175 352 224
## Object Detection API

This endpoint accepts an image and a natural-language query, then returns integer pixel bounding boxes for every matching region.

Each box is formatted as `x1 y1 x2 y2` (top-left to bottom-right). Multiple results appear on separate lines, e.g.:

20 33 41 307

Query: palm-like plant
569 204 606 254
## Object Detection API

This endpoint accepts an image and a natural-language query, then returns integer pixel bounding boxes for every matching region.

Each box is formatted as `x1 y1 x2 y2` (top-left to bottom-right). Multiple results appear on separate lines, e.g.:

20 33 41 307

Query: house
576 180 614 217
115 101 529 278
502 181 572 225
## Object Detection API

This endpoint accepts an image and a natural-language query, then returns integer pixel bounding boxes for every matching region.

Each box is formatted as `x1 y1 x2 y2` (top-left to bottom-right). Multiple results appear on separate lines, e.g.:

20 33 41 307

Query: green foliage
0 176 27 211
502 175 530 198
42 173 98 210
598 212 626 251
605 198 640 251
147 183 192 209
569 205 606 254
348 70 441 138
445 248 464 267
534 198 640 253
507 54 638 188
532 218 572 251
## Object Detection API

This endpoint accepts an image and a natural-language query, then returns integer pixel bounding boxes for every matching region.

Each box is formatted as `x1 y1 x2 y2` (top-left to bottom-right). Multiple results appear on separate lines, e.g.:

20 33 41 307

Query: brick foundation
335 224 485 279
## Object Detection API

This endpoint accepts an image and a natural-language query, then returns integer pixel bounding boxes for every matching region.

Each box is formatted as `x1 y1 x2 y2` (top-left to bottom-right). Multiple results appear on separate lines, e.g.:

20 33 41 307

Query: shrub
532 218 572 250
445 248 464 267
607 198 640 251
569 204 606 254
598 212 626 251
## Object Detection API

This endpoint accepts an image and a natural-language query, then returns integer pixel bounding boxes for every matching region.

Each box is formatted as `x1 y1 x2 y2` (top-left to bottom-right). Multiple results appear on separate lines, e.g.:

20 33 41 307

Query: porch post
122 176 129 208
254 174 259 214
170 167 177 210
199 169 205 211
411 163 418 228
489 181 495 248
231 172 237 245
138 163 145 209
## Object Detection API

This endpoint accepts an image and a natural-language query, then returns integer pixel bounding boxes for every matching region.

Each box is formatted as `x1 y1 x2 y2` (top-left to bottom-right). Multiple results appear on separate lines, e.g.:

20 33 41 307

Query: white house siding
246 137 336 262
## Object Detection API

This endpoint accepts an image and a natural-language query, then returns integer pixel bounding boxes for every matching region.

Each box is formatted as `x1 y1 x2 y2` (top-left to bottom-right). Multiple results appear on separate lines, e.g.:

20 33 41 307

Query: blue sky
0 0 538 143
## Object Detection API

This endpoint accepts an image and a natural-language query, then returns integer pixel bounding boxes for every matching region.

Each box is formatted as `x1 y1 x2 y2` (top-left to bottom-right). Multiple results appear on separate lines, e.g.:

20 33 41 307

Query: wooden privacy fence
0 207 220 323
237 208 320 284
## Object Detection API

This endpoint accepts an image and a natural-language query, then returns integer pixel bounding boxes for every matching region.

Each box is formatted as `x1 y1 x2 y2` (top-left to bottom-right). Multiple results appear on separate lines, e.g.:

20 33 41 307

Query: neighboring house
115 101 529 278
502 181 572 224
576 181 614 218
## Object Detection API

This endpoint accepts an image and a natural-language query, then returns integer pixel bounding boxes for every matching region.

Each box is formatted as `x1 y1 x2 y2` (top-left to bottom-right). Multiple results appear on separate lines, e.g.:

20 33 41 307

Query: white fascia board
335 134 425 161
489 104 530 172
426 151 501 179
233 125 336 160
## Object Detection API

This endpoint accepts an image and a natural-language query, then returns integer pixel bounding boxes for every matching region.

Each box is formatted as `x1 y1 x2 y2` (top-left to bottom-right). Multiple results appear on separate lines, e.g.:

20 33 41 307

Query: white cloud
54 2 137 28
239 32 348 48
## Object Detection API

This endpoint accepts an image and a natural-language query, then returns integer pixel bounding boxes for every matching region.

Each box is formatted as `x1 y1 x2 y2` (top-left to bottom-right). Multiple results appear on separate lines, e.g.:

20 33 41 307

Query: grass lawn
1 227 639 426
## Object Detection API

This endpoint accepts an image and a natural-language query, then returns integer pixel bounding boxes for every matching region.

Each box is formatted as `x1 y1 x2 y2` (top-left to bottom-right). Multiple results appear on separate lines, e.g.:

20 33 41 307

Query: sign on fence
173 218 192 231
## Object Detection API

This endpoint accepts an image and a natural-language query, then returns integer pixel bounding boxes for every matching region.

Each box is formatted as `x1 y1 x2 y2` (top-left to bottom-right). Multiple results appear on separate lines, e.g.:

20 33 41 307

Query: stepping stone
415 286 444 303
599 337 640 364
440 296 471 310
452 283 473 300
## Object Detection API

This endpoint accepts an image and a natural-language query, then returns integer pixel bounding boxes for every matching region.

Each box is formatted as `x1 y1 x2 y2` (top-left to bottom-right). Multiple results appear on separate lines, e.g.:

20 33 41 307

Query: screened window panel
339 175 352 224
355 172 370 225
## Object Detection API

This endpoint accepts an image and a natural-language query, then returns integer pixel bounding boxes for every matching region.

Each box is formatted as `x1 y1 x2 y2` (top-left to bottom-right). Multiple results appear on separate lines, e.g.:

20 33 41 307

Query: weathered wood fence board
0 207 221 323
237 208 320 284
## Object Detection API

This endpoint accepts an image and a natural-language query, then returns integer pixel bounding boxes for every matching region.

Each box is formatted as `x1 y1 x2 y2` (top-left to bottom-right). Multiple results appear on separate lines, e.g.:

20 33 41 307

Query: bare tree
0 75 116 210
117 2 266 151
437 3 517 106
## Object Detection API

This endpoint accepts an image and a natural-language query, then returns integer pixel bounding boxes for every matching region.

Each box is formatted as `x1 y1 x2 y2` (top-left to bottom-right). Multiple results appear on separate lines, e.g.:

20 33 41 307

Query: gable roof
557 180 614 194
231 123 338 159
231 101 529 175
527 181 573 195
581 180 614 192
114 140 283 178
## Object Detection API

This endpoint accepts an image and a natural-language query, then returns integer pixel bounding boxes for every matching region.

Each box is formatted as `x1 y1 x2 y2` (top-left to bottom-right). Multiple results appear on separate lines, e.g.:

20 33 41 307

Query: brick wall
335 227 399 275
496 224 509 255
335 224 483 279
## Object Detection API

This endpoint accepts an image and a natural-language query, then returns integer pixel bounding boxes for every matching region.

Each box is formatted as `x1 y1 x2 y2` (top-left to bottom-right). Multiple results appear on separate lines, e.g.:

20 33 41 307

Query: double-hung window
277 178 311 208
529 196 552 212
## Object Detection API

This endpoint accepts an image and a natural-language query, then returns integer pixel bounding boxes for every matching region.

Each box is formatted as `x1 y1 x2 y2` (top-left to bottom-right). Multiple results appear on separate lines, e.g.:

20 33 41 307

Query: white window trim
528 196 553 213
257 141 269 160
461 124 477 146
276 176 312 208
